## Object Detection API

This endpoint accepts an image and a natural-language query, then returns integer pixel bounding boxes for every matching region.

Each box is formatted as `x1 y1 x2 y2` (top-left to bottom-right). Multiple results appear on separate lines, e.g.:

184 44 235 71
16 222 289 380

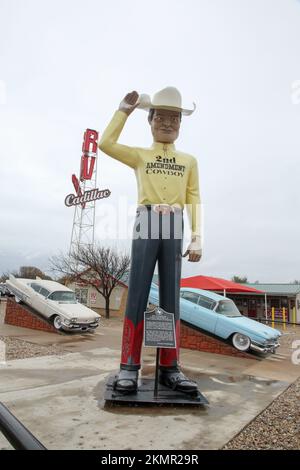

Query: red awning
180 275 264 293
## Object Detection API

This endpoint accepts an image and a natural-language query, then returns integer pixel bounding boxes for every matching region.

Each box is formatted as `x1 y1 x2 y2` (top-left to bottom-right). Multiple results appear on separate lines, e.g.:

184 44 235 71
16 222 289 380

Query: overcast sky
0 0 300 282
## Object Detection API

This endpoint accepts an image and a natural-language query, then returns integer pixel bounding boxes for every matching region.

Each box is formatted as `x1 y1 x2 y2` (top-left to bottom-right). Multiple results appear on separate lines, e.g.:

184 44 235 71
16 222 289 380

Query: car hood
226 316 281 339
53 302 99 320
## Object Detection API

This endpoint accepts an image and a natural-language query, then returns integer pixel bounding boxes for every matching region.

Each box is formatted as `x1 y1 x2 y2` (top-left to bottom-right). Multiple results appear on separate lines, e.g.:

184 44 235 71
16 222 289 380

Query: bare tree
50 244 130 318
231 275 248 284
18 266 52 280
1 267 51 282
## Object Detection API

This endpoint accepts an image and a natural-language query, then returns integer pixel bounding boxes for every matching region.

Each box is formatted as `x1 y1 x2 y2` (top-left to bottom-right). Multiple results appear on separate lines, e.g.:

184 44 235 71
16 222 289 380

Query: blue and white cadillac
148 284 281 354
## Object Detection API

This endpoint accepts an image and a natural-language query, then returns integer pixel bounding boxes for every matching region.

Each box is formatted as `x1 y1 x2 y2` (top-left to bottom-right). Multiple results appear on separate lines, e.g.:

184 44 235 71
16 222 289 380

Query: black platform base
104 374 209 407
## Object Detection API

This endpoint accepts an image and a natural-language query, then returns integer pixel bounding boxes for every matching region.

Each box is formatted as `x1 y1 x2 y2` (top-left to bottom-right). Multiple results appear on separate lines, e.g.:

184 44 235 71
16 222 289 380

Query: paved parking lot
0 316 299 450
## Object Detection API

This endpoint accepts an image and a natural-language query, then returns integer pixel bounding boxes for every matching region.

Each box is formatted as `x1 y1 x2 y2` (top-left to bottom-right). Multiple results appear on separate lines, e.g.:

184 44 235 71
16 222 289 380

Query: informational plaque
144 306 176 348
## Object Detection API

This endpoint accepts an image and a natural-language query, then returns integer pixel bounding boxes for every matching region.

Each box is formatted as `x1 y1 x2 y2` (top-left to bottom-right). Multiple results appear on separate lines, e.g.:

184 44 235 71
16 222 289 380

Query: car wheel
232 333 251 352
53 315 63 331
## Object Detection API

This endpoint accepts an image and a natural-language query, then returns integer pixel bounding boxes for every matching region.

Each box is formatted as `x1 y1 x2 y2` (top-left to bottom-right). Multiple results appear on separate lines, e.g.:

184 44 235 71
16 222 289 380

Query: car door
180 291 200 323
32 287 50 316
194 295 218 333
43 294 57 319
28 283 42 308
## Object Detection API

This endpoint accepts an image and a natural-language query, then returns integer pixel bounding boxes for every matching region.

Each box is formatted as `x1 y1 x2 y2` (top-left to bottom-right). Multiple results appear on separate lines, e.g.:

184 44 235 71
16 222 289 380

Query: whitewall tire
232 333 251 352
53 315 64 331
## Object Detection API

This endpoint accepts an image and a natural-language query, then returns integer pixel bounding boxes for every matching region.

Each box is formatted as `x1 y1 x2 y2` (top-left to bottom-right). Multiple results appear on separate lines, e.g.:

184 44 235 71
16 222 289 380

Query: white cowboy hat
137 86 196 116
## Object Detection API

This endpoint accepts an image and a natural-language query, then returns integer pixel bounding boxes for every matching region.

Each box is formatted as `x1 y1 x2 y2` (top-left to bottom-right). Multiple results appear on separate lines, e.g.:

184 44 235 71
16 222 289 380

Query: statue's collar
151 142 176 151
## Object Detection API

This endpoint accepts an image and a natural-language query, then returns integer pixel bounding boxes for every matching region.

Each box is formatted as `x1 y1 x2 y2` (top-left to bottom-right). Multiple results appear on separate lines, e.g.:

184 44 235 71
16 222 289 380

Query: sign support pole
154 348 160 398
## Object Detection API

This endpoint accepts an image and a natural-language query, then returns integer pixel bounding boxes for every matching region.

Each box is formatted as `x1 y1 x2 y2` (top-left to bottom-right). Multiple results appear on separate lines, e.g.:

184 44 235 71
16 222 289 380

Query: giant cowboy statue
99 87 202 395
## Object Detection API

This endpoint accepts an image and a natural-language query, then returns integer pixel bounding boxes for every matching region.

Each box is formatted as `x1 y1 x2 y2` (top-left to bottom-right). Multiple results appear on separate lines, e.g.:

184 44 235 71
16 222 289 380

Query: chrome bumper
62 322 99 332
250 341 280 354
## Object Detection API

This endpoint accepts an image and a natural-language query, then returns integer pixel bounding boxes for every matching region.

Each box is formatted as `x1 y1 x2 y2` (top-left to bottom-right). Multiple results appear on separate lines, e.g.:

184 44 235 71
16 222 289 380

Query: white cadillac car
5 275 101 332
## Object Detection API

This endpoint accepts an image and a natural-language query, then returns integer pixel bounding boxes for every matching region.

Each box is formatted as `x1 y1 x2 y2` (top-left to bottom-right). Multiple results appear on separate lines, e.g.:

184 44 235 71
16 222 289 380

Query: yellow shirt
98 110 201 239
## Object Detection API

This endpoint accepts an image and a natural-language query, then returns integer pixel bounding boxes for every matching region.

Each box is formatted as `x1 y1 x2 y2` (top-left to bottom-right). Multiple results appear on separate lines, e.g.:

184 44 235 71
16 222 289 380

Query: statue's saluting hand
119 91 139 116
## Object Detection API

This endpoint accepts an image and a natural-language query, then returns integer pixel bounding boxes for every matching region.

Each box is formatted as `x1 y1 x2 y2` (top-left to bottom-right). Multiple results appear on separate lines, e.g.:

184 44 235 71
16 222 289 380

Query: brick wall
180 322 254 359
5 299 56 333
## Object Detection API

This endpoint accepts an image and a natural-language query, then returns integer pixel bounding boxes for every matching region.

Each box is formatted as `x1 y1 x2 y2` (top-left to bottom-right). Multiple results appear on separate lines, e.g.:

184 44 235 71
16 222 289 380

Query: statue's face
148 109 181 144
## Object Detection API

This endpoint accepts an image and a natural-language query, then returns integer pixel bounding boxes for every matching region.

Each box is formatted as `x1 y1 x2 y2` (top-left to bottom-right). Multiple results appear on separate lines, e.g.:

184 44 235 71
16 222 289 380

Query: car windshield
215 300 242 317
48 291 77 303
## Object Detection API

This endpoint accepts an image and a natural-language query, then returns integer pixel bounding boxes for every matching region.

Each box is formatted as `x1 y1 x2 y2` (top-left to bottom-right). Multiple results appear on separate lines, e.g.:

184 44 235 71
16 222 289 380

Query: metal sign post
144 306 176 399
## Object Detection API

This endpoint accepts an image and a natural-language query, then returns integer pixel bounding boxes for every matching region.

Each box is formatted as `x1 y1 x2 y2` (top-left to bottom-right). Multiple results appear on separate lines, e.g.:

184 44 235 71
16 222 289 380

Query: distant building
228 283 300 323
66 271 130 317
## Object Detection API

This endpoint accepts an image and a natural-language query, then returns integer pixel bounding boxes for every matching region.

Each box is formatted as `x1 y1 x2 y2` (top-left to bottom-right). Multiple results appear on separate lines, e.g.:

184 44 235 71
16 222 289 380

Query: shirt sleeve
185 158 202 242
98 110 139 169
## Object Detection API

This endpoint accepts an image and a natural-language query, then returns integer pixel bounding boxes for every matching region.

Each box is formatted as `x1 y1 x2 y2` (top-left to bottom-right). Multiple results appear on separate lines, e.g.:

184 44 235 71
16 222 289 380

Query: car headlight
95 317 100 322
71 318 77 323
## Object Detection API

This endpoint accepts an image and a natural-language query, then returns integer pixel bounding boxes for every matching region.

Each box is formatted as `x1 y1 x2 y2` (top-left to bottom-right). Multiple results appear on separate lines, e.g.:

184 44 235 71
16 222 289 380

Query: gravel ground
223 327 300 450
223 377 300 450
0 336 65 361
